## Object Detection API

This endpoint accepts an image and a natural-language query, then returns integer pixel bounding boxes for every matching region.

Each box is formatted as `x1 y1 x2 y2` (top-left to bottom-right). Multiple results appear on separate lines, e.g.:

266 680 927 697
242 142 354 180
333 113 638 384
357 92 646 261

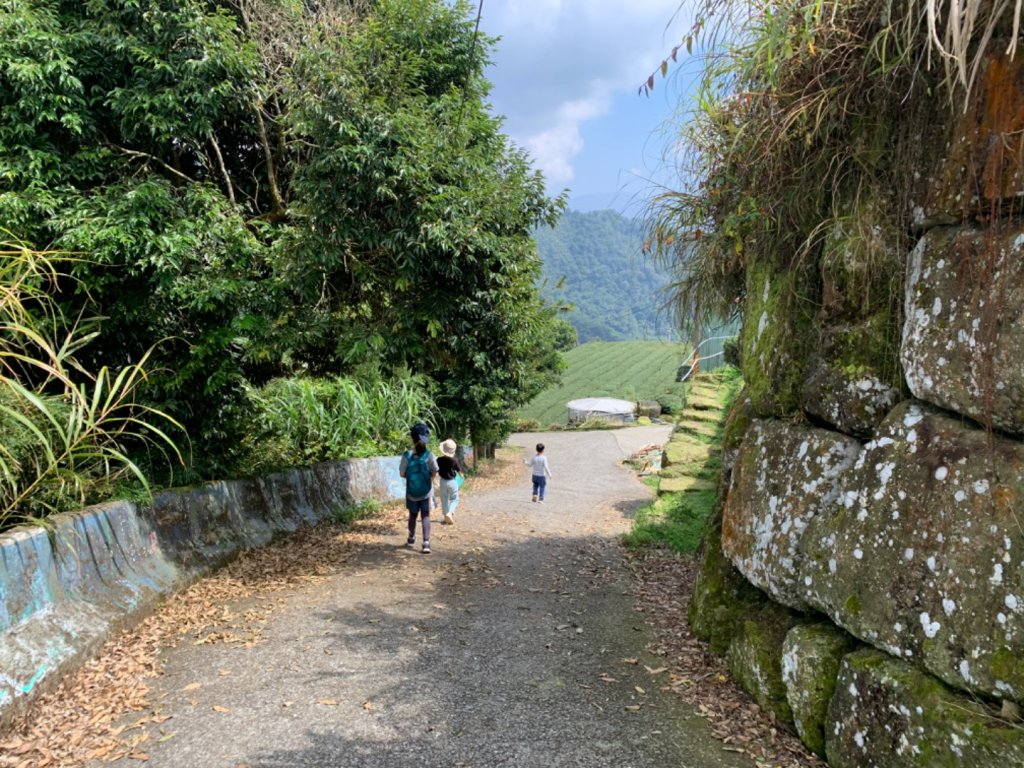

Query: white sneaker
443 513 454 525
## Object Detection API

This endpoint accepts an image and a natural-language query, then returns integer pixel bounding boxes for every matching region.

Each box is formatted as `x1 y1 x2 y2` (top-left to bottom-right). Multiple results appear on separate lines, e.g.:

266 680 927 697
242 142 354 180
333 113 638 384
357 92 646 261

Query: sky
480 0 702 214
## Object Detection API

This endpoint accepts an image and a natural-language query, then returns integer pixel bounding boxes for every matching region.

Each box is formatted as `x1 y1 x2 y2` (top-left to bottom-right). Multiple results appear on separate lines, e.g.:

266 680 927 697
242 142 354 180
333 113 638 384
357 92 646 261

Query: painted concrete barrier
0 455 404 726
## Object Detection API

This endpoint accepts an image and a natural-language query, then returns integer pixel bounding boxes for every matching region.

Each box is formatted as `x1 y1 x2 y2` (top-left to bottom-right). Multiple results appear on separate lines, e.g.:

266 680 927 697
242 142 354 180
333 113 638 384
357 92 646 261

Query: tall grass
241 375 436 471
647 0 1023 329
0 236 183 529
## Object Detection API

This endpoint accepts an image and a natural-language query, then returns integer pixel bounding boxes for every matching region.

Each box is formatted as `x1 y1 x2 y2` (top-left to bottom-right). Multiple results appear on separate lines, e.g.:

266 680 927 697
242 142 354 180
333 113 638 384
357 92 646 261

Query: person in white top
527 443 552 503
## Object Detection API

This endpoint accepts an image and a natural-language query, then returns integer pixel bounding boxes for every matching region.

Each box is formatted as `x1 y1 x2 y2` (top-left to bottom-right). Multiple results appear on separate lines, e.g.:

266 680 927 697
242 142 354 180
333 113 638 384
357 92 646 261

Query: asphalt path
99 426 752 768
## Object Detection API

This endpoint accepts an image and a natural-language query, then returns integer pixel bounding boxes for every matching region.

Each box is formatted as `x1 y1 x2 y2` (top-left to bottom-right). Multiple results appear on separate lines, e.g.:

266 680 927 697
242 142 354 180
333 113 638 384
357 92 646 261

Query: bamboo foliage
0 236 183 528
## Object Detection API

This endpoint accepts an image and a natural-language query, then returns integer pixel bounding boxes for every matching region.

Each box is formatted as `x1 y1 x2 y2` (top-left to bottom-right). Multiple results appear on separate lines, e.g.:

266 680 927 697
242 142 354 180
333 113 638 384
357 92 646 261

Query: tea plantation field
519 341 691 426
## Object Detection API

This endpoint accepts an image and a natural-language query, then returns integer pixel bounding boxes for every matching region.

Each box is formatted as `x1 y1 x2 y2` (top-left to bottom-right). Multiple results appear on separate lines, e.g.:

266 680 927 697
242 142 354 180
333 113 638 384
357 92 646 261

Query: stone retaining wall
690 44 1024 766
0 456 403 727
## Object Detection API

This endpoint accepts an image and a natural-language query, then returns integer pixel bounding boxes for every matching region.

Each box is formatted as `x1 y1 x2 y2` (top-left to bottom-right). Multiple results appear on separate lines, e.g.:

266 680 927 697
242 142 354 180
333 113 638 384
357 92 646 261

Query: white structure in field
567 397 636 424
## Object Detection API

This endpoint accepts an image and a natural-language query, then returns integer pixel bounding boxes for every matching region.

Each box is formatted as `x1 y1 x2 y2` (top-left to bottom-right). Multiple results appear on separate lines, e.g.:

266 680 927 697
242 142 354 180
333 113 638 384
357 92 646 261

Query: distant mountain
534 209 677 343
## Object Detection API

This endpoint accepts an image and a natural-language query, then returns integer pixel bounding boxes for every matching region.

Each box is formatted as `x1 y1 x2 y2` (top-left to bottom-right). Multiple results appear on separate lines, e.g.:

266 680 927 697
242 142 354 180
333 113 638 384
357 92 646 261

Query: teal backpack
404 450 432 498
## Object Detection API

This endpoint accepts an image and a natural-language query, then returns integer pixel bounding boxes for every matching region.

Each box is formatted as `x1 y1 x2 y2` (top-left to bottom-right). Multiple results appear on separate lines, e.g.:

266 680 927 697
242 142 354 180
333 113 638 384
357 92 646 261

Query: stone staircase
658 371 734 495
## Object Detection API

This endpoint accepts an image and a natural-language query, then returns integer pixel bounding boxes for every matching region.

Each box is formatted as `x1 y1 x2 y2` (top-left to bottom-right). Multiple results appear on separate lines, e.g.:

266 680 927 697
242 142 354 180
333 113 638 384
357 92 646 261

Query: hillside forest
534 210 677 343
0 0 571 525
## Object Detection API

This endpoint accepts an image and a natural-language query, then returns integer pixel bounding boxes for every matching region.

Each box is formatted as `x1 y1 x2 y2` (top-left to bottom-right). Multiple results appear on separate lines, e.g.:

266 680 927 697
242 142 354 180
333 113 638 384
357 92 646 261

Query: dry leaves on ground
462 447 524 493
0 510 399 767
626 548 825 768
0 452 518 768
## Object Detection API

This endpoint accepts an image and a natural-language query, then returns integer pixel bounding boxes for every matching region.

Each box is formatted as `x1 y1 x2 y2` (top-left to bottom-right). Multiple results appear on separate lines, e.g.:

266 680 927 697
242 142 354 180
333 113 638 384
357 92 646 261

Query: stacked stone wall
691 46 1024 765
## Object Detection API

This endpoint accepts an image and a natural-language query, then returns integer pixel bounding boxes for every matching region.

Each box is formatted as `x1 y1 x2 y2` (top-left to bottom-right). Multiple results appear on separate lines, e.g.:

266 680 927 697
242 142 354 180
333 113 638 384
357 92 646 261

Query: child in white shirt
527 443 552 503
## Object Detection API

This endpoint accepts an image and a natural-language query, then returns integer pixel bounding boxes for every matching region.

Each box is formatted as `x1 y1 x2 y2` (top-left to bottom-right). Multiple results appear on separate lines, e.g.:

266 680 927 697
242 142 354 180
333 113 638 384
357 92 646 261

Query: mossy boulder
636 400 661 419
801 313 903 438
902 224 1024 436
802 356 902 437
722 419 861 610
826 650 1024 768
689 507 767 655
726 606 801 725
818 191 902 321
801 400 1024 701
801 189 905 436
720 391 754 475
782 623 859 758
740 260 813 418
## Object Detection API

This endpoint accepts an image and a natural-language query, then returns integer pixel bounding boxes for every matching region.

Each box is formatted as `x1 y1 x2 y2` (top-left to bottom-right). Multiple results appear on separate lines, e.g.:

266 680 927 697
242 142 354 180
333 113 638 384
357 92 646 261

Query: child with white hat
437 439 464 525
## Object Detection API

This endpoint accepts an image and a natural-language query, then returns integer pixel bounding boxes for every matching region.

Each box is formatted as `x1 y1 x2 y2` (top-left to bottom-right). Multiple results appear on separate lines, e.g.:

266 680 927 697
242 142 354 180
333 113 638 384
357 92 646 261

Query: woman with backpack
400 428 438 554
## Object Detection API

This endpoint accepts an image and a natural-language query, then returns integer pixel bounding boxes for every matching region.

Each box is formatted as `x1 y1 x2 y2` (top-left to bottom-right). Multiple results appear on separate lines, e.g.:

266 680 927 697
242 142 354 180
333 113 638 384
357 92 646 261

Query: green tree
0 0 565 472
278 0 566 449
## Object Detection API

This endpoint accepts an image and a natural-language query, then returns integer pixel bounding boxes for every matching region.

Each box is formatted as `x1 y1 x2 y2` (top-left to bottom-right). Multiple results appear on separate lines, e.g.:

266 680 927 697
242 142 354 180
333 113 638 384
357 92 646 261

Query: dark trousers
406 497 431 542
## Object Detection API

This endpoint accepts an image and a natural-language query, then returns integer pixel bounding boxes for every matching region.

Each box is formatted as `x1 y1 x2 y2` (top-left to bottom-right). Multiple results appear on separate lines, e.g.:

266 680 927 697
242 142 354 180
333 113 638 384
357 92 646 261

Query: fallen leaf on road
635 686 646 694
362 701 375 711
182 683 202 692
622 658 639 665
645 666 668 676
624 705 641 712
212 705 230 713
282 701 294 708
127 752 149 761
317 700 338 706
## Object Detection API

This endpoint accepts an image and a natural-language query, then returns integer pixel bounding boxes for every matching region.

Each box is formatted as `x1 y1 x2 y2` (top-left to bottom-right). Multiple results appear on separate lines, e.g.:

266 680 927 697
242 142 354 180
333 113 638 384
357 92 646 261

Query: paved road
101 427 752 768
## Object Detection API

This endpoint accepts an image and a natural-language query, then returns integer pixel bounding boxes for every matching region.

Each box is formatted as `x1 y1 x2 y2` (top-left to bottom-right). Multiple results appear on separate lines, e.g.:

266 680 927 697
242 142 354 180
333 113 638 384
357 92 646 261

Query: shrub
515 417 542 432
657 394 684 414
237 375 436 474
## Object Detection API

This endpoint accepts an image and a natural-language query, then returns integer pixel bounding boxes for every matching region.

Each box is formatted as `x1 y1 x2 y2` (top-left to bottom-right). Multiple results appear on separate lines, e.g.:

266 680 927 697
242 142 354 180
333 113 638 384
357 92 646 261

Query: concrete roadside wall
0 455 404 727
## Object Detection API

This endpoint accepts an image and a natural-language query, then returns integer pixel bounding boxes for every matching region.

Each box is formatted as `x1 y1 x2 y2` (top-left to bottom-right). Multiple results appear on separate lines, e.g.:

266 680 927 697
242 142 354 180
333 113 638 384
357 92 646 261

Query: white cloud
483 0 694 186
523 94 610 184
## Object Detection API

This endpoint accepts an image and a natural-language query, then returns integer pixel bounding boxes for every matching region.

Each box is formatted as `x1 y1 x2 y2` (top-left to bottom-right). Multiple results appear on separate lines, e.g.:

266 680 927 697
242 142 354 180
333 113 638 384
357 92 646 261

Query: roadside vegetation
517 341 691 427
0 0 565 526
624 366 743 553
0 239 183 528
644 0 1022 353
